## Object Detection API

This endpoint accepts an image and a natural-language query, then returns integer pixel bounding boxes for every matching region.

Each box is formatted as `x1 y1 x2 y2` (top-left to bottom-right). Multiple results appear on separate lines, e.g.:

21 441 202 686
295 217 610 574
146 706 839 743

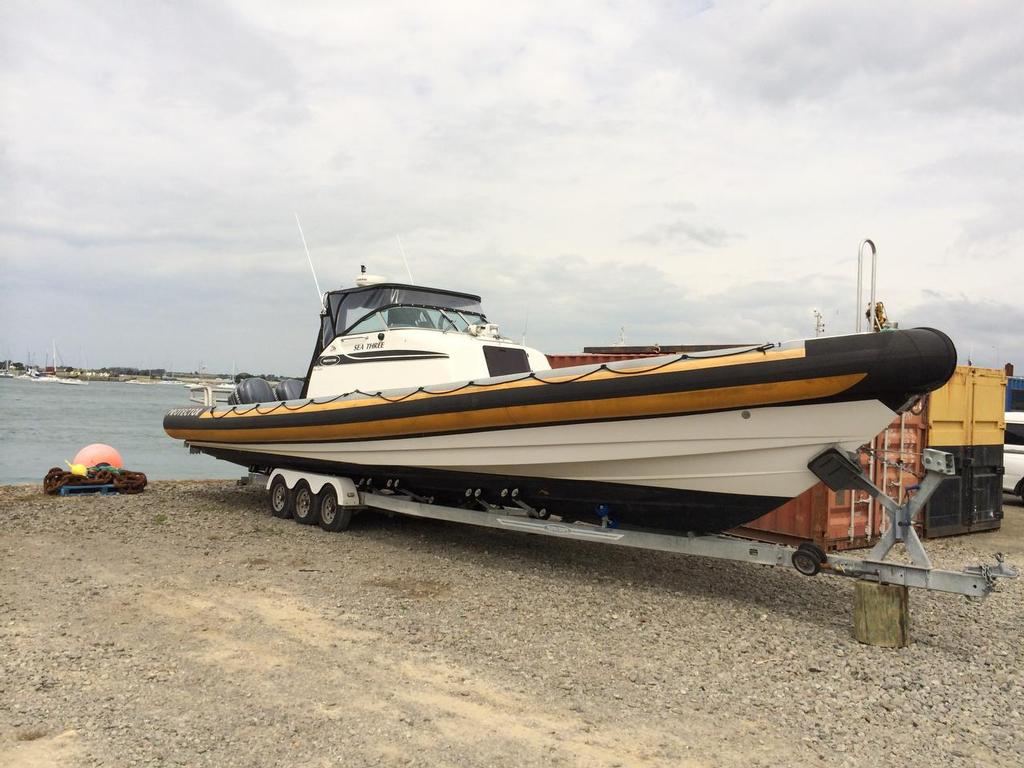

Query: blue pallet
58 484 118 497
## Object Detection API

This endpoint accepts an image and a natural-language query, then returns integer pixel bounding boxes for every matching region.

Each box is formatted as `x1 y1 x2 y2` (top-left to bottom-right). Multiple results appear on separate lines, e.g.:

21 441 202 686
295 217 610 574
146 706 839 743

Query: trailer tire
292 480 317 525
269 475 293 519
317 485 353 532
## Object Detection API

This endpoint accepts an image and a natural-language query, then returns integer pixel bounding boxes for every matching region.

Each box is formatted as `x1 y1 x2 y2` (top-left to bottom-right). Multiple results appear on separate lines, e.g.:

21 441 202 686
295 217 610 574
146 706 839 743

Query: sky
1 0 1022 376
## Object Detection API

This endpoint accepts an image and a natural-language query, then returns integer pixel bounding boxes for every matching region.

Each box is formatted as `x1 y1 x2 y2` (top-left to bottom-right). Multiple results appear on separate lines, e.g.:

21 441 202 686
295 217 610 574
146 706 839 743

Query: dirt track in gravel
1 481 1022 767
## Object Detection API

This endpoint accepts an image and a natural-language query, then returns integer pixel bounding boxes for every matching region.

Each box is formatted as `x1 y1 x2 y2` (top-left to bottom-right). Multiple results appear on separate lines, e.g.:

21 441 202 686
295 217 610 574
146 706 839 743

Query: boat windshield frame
321 284 483 345
342 304 488 336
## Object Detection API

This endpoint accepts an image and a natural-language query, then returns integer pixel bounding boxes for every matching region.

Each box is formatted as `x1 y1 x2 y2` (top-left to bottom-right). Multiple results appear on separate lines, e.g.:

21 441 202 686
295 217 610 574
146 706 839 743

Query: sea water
0 378 242 485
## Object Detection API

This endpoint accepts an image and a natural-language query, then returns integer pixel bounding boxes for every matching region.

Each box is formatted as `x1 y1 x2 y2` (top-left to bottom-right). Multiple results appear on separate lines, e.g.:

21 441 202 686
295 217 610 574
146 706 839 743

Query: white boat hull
188 399 895 500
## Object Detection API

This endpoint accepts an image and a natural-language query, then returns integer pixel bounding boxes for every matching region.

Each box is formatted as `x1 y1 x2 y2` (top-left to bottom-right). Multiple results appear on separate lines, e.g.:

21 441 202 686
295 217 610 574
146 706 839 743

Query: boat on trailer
164 274 957 534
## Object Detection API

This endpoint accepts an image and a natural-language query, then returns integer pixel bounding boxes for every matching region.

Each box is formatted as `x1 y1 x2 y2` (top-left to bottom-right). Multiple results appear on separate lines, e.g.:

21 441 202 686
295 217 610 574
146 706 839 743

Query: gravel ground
1 481 1021 768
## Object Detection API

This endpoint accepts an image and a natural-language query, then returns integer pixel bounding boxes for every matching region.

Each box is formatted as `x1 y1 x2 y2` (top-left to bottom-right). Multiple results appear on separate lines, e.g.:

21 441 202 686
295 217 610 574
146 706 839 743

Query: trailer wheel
317 485 353 532
269 475 293 519
792 543 827 576
292 481 317 525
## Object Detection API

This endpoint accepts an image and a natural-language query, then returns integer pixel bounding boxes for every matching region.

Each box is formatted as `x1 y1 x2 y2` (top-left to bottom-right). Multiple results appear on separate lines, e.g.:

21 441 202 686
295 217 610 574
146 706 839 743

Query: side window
483 346 531 376
321 316 335 347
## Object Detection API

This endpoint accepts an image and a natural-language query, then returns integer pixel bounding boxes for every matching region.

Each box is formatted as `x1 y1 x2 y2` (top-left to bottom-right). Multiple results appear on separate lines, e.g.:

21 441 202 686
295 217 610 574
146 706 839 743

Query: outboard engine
274 378 304 401
230 377 276 405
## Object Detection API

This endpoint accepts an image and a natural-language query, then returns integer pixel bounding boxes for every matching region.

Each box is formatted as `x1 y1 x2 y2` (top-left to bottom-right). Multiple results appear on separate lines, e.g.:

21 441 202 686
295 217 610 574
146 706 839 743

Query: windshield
439 309 486 331
330 287 482 334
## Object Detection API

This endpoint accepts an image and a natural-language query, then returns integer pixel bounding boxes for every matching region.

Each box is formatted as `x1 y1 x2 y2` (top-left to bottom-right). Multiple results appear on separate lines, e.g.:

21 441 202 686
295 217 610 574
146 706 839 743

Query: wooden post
853 581 910 647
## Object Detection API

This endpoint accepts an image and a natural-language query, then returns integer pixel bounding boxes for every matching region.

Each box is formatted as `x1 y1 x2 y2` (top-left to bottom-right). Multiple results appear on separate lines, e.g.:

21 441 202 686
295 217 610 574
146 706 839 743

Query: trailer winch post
808 447 957 570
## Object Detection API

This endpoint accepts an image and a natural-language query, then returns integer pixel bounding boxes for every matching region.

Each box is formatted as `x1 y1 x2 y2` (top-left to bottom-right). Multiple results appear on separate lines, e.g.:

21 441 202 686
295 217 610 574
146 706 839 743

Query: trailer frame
262 445 1017 599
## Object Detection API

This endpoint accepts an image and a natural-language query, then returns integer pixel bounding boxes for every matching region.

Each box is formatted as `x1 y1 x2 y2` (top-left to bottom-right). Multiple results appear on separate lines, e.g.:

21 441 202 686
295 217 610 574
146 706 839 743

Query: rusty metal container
547 344 750 369
545 353 657 369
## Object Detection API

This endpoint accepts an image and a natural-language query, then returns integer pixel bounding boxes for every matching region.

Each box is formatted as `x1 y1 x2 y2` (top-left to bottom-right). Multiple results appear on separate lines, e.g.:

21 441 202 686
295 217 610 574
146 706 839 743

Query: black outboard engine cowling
231 377 276 405
274 378 304 401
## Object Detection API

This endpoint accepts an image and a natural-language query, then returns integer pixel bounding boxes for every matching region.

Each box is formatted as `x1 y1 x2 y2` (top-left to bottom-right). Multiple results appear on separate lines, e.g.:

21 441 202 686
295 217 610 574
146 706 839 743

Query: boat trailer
261 447 1017 600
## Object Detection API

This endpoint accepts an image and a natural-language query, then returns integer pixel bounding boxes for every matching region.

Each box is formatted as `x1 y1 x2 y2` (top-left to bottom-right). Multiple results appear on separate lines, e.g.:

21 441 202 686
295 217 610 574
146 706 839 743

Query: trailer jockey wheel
269 475 293 519
792 543 827 576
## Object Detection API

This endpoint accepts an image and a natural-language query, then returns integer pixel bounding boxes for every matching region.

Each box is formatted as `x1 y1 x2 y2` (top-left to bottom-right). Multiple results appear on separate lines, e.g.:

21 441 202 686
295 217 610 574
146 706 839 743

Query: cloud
629 203 737 248
433 251 857 353
646 1 1024 116
904 291 1024 369
1 0 1022 376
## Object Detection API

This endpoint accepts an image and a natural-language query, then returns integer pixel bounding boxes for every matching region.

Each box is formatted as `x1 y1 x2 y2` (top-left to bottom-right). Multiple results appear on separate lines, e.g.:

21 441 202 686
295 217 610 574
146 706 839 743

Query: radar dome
354 264 387 286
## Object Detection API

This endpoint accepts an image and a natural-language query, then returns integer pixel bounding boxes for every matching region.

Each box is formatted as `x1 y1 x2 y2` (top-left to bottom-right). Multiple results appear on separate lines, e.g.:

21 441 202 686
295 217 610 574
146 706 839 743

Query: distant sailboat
33 340 88 385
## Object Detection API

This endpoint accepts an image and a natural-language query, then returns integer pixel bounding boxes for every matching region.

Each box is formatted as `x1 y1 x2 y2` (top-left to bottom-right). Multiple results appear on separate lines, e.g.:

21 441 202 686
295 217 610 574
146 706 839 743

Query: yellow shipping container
927 366 1007 446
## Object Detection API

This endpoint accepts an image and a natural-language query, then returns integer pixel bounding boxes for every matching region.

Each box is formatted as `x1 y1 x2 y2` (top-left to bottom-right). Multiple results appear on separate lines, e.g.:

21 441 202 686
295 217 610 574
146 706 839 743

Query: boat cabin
303 280 550 397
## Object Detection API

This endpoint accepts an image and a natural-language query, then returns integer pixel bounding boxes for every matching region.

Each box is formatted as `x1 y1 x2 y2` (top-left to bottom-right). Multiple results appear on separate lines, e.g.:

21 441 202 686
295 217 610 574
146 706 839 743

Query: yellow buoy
66 461 88 476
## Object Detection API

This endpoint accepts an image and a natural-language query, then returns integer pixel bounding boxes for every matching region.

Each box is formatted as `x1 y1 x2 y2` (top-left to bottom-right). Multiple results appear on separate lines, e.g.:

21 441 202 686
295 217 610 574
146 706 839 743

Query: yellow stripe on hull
166 372 864 444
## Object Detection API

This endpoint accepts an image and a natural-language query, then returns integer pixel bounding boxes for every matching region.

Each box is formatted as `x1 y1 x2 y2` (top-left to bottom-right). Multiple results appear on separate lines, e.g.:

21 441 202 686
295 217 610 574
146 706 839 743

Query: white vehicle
1004 445 1024 502
1006 411 1024 447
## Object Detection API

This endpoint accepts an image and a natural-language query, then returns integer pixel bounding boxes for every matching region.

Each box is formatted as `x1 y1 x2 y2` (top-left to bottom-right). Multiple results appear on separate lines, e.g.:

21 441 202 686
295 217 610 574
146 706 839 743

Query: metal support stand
808 447 1017 596
810 447 952 569
865 474 938 570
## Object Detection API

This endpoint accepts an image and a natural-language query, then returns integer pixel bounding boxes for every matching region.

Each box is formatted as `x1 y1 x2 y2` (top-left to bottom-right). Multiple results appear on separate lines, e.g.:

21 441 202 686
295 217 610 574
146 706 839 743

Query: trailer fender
266 469 361 507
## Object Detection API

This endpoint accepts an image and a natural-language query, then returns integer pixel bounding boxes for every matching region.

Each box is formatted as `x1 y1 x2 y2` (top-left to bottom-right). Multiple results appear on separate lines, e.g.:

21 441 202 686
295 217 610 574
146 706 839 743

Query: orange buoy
73 443 124 469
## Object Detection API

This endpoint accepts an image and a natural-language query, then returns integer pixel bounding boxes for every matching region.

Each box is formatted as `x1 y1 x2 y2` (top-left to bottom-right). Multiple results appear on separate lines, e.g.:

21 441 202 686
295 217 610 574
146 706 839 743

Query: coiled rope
43 466 148 495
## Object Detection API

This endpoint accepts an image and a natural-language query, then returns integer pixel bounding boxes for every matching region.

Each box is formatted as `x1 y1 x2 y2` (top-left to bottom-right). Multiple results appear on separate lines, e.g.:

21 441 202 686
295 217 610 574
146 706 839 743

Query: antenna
294 213 323 303
521 310 529 345
395 235 414 283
